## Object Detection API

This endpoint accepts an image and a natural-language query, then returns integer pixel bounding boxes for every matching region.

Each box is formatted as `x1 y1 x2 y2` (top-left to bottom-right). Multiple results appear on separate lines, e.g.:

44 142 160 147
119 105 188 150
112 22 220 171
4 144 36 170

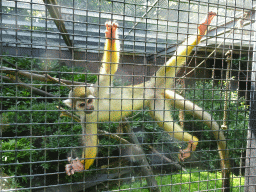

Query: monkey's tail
153 12 216 88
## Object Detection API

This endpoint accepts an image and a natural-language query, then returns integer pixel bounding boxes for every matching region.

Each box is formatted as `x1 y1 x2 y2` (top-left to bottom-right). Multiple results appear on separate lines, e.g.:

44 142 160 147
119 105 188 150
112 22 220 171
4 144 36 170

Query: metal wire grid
0 0 252 191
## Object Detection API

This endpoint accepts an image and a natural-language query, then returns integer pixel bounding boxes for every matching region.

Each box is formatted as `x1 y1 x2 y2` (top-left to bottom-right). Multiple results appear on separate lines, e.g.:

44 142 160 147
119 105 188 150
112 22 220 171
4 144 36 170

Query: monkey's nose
85 105 94 114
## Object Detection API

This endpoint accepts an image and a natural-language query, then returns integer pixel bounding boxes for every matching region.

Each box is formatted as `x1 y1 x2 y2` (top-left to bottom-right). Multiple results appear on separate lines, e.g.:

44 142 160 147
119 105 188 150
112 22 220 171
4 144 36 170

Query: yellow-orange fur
64 13 228 175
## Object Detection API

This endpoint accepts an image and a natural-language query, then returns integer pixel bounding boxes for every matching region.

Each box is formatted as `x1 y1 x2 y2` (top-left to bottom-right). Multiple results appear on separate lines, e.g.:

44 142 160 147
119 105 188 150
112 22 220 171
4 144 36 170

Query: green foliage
57 65 97 83
98 122 120 157
3 102 79 155
113 170 244 192
3 56 40 70
1 56 99 188
3 102 61 135
1 57 41 109
1 101 84 187
2 138 36 175
129 111 166 143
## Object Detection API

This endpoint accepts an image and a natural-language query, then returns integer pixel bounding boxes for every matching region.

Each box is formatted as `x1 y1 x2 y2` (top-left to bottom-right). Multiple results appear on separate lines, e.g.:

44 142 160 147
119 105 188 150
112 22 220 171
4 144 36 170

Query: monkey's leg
148 96 198 161
98 22 120 90
154 12 216 89
163 90 229 166
102 22 119 72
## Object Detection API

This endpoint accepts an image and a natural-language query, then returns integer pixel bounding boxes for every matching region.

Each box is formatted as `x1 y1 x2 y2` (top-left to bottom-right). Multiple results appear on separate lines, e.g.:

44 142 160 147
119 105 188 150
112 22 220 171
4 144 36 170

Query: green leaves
1 138 36 175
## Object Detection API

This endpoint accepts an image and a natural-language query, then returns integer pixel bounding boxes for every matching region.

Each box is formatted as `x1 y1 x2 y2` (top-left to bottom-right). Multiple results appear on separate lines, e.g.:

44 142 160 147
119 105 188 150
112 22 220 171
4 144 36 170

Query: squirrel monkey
63 12 228 176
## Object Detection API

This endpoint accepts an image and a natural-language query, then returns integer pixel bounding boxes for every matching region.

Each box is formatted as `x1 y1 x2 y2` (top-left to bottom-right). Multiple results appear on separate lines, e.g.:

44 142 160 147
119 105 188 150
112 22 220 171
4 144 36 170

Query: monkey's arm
154 12 216 89
148 95 199 161
65 115 98 175
98 22 120 90
80 118 98 170
65 22 120 175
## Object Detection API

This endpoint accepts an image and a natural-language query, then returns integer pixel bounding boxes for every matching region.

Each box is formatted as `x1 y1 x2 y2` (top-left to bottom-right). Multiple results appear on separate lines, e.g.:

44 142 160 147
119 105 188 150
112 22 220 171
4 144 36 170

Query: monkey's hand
65 157 84 176
178 140 198 161
105 22 118 40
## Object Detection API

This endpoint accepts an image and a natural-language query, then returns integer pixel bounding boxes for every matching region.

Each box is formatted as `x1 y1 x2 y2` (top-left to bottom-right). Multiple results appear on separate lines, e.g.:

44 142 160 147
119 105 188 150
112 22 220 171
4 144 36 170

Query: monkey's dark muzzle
85 105 94 114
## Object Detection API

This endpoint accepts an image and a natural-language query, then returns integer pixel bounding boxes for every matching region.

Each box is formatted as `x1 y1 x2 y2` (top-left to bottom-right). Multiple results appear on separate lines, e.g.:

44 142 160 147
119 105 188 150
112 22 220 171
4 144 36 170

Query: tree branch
43 0 73 52
1 75 57 98
1 65 83 85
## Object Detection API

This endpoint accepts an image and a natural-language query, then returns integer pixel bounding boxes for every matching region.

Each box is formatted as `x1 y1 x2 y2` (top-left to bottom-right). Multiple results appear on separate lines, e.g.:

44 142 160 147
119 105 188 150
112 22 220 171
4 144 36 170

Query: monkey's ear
63 99 72 108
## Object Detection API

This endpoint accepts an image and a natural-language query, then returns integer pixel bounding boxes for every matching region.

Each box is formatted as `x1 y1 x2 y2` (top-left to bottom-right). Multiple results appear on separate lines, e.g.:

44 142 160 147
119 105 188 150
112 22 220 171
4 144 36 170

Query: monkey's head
63 85 95 117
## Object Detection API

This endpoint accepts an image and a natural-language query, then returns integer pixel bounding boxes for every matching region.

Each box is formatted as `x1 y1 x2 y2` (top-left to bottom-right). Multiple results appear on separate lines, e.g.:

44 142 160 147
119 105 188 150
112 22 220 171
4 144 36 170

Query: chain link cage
0 0 255 191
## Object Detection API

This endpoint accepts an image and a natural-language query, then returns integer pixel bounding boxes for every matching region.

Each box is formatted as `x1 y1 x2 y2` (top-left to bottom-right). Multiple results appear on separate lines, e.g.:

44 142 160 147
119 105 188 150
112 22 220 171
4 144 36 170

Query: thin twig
148 145 187 172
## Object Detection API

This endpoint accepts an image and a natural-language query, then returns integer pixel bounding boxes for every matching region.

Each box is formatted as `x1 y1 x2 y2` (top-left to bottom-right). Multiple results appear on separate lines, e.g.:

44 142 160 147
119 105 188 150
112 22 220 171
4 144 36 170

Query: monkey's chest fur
91 83 158 122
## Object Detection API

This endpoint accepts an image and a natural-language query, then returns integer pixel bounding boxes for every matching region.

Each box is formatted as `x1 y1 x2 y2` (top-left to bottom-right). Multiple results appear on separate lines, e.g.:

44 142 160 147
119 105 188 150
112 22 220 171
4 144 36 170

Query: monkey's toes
65 157 84 175
105 21 118 28
178 150 191 161
112 22 118 30
65 164 73 176
208 11 217 18
105 21 118 39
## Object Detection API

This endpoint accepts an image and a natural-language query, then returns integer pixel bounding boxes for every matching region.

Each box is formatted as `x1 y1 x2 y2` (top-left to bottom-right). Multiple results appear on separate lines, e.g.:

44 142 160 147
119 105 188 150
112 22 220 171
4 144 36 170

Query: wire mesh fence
0 0 254 191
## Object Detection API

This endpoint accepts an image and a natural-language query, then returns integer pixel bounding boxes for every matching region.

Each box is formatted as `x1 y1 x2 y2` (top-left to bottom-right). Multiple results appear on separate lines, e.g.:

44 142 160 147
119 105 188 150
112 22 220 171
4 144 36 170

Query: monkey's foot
197 12 216 41
105 22 118 39
65 157 84 176
178 140 198 161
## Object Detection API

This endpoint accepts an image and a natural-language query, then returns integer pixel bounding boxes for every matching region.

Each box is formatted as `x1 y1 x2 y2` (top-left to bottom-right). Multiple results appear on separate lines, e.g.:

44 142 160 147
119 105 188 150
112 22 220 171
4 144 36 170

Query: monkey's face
74 96 95 116
63 86 95 117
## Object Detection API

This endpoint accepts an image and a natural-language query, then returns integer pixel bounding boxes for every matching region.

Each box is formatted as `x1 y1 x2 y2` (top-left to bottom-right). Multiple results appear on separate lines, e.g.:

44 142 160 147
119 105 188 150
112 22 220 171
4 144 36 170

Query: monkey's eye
79 103 86 108
88 99 93 104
